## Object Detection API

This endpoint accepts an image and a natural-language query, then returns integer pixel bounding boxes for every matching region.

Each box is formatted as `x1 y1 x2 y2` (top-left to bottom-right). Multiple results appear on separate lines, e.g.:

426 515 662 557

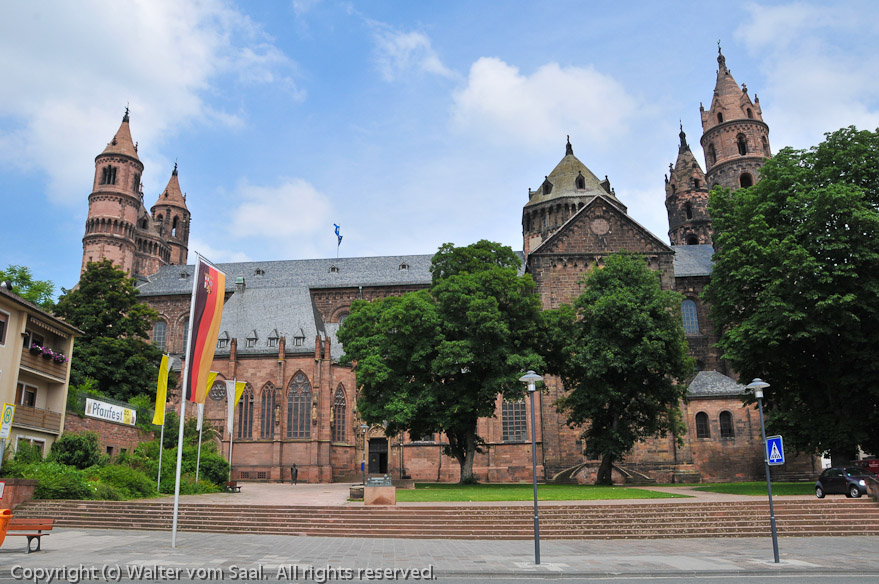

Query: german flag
184 257 226 403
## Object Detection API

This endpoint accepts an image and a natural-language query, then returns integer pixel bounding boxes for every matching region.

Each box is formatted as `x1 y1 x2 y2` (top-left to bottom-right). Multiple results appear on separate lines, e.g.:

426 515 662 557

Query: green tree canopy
54 260 163 401
338 240 543 483
544 253 693 485
704 126 879 465
0 265 56 310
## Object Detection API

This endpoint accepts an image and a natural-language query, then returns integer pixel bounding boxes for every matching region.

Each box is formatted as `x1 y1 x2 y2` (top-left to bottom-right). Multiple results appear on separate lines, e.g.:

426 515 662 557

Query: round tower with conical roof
150 163 190 267
666 125 712 245
81 109 144 275
700 46 771 191
522 137 625 257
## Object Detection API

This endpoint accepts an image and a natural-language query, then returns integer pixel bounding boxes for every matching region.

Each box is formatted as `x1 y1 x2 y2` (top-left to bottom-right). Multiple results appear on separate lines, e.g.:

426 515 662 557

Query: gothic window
682 299 699 334
695 412 710 438
737 134 748 155
740 173 754 188
172 216 179 237
501 399 527 442
719 411 735 438
747 108 753 119
287 371 311 439
685 202 693 220
237 384 254 439
332 385 346 443
717 113 723 124
152 321 166 351
260 383 278 439
762 136 770 157
707 143 717 165
575 172 585 190
182 319 189 353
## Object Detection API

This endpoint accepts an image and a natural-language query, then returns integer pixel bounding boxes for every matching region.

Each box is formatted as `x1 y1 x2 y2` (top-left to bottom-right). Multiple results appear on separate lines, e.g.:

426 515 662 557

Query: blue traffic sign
766 435 784 465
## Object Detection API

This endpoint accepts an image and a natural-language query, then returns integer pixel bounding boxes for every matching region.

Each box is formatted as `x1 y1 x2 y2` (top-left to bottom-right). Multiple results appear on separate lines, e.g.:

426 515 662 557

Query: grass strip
395 483 688 502
692 482 815 496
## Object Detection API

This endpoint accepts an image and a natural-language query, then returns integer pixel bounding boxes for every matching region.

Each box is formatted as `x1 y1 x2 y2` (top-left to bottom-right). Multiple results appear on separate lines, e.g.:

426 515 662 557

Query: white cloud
0 0 297 205
369 22 456 82
451 58 637 148
735 2 879 149
227 178 333 257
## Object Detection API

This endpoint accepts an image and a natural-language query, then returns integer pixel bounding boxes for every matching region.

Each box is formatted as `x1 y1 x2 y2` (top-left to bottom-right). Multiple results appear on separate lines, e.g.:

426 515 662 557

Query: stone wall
63 413 154 459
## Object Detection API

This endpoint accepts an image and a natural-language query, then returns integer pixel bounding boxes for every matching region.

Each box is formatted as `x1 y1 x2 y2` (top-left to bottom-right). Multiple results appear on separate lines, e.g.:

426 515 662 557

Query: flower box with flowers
29 343 42 355
53 352 68 364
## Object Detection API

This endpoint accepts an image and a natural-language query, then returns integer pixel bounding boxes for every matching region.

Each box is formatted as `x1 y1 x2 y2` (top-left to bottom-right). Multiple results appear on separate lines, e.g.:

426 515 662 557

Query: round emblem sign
591 218 610 235
209 383 227 401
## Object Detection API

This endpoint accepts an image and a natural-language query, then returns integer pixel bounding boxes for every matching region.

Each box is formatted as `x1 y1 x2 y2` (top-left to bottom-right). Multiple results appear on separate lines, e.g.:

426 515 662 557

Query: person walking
290 464 298 485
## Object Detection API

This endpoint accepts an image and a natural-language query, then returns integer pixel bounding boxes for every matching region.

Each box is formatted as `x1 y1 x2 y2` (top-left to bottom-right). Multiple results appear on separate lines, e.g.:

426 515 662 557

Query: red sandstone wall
63 413 154 458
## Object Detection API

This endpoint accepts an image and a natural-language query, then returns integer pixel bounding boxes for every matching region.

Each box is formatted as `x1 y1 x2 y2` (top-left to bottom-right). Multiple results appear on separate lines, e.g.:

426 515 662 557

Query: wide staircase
13 498 879 539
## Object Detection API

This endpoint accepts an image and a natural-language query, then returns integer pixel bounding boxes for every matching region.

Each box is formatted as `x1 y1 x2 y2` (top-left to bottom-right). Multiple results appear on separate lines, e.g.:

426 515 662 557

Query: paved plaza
1 483 877 581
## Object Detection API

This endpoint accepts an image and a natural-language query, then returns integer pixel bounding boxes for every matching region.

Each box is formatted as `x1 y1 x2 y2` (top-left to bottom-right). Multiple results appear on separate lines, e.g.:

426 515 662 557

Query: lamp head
746 378 770 399
519 370 543 392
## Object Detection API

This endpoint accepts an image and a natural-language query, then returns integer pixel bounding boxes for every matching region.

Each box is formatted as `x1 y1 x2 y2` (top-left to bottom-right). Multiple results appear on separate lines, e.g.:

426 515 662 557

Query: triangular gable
531 195 673 257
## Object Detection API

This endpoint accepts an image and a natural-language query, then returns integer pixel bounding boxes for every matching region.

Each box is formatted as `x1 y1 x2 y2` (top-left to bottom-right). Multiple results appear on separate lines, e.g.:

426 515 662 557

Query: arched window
687 236 699 245
575 172 586 190
762 136 770 157
287 371 311 439
152 321 166 351
172 216 178 237
332 384 346 443
740 173 754 188
737 134 748 155
695 412 710 438
685 202 693 220
719 411 735 438
501 399 527 442
260 383 278 439
237 384 254 439
747 108 753 119
707 143 716 166
682 299 699 335
717 113 723 124
181 319 189 353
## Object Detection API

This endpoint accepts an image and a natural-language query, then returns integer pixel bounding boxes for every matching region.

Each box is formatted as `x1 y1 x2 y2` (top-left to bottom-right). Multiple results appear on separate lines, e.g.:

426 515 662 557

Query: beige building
0 283 80 456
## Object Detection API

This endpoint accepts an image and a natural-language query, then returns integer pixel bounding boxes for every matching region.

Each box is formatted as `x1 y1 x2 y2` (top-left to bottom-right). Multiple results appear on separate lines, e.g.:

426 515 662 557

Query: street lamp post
361 423 369 486
747 378 780 564
519 370 543 566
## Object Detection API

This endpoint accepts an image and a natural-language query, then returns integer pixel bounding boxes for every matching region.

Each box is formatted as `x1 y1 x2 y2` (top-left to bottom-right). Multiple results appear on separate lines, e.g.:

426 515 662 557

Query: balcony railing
19 350 68 381
12 406 63 434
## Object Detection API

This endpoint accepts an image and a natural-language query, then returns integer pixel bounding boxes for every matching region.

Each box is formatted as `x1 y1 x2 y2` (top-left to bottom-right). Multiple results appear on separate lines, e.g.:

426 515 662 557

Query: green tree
0 265 55 310
338 240 543 483
704 126 879 465
545 253 693 485
54 260 163 401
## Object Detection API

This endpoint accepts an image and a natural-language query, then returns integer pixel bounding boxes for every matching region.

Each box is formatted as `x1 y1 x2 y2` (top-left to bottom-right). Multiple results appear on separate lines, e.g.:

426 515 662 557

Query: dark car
815 466 875 498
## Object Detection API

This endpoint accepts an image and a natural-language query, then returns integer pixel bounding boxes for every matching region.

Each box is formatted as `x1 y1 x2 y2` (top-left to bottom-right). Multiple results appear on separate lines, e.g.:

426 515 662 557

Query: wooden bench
225 481 241 493
5 518 54 553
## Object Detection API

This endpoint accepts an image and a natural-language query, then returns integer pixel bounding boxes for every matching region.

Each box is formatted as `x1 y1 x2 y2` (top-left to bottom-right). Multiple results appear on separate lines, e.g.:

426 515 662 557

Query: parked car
850 458 879 475
815 466 875 498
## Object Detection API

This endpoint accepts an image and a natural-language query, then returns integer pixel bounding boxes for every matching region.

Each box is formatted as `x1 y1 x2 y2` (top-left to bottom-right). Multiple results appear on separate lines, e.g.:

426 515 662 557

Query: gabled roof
530 195 673 256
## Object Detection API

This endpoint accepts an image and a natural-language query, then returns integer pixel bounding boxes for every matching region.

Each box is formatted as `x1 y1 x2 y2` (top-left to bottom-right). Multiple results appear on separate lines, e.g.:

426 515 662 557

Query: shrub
197 453 230 485
25 462 92 500
14 441 44 464
49 432 102 469
90 481 124 501
92 464 156 499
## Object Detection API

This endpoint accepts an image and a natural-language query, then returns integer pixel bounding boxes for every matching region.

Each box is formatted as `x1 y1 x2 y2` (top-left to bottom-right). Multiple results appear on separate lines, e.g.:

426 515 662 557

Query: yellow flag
153 355 169 425
199 371 219 405
234 381 246 404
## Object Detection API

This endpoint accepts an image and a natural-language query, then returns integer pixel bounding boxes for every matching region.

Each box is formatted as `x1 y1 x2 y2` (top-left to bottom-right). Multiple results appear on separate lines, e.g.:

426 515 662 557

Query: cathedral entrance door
368 438 388 474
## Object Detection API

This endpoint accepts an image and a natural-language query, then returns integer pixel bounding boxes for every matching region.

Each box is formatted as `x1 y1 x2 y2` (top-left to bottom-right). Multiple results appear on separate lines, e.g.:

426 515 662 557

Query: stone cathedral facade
81 49 816 484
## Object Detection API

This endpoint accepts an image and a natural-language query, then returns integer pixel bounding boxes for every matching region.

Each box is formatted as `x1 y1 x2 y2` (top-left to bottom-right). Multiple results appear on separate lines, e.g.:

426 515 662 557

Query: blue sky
2 1 878 295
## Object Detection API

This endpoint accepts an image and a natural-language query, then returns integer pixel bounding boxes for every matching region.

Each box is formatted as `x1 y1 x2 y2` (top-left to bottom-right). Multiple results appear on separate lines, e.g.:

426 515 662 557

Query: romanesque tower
82 109 144 275
82 111 190 279
666 125 712 245
522 137 625 257
150 163 190 266
700 46 771 191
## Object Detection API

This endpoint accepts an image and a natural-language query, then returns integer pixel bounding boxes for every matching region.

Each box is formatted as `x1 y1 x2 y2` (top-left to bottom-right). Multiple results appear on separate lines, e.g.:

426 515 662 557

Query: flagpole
156 422 165 492
195 403 204 483
228 378 236 482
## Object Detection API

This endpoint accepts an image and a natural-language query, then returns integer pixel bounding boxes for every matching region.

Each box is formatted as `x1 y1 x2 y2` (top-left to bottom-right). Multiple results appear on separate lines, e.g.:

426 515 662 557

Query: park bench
5 518 54 553
225 481 241 493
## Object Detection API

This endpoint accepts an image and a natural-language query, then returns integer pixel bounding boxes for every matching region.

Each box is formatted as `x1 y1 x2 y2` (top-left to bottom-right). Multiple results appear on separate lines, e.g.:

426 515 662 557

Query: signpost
766 435 785 466
0 403 15 474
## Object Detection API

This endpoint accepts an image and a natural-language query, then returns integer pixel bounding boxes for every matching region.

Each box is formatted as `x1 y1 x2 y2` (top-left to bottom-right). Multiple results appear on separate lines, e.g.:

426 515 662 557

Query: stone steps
15 498 879 540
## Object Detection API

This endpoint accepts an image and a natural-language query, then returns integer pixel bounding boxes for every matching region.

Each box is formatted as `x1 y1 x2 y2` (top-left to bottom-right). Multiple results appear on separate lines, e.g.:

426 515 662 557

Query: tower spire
565 135 573 156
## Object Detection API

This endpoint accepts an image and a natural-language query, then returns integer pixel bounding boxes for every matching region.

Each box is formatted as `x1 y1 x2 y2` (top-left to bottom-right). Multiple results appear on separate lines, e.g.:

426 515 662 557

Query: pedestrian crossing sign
766 435 784 465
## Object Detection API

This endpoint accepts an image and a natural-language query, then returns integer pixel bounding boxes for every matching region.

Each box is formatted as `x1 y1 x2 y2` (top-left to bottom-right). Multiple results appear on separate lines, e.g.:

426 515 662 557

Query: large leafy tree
54 260 163 401
704 126 879 465
0 265 55 310
338 240 543 483
545 253 693 485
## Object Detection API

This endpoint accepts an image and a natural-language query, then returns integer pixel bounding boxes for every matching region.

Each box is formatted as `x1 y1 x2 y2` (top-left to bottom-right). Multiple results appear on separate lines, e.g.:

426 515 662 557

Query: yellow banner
152 355 169 425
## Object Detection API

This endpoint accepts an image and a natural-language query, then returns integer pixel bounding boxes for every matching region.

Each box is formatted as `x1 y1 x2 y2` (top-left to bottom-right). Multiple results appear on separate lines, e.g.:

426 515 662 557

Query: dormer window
575 172 585 190
268 329 279 348
747 108 753 119
541 177 553 195
294 336 304 347
255 268 265 276
399 263 409 271
329 265 339 273
246 330 258 348
217 331 229 349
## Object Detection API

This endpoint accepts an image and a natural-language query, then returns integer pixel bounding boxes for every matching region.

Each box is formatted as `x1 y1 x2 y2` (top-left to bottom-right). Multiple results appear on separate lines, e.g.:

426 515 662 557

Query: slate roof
687 370 747 397
672 244 714 277
137 254 436 358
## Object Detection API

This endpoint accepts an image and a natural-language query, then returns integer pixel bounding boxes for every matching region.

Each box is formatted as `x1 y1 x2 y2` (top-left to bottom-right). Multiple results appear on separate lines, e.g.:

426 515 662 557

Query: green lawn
691 482 815 496
394 483 688 502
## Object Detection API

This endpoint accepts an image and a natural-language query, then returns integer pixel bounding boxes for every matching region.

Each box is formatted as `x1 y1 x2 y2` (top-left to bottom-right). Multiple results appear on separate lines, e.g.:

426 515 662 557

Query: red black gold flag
184 257 226 403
